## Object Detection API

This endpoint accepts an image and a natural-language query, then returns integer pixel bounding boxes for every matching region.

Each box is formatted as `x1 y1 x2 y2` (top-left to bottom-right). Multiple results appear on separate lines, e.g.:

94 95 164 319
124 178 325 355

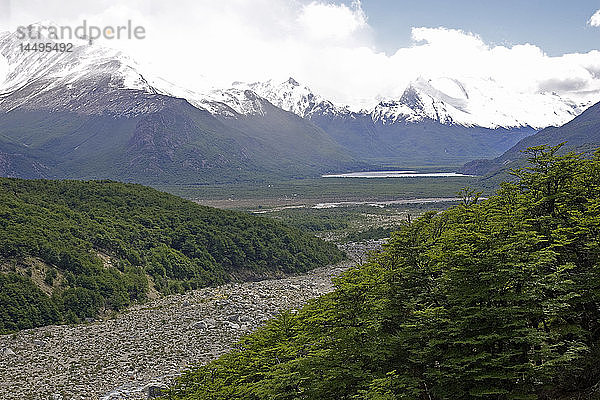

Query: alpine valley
3 11 600 400
0 29 594 184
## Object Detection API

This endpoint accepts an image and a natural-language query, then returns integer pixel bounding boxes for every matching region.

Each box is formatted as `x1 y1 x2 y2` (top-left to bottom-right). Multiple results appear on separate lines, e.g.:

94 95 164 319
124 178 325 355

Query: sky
361 1 600 57
2 0 600 109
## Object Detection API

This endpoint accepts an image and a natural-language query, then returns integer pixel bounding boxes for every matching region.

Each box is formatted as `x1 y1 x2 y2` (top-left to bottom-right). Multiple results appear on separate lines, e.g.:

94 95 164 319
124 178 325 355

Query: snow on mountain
164 77 349 119
0 53 8 87
370 77 588 129
235 77 348 118
0 25 593 129
230 75 590 130
178 87 268 117
0 28 272 118
0 30 155 98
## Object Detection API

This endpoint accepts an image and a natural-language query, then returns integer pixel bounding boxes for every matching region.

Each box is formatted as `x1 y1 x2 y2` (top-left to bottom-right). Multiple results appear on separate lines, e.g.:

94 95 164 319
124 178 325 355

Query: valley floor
159 174 481 210
0 242 379 400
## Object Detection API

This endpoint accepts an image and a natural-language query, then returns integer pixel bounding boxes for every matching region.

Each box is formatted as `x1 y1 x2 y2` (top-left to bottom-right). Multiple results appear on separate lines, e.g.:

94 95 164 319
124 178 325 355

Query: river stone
190 321 207 330
1 347 15 357
145 383 168 398
205 318 216 328
0 244 379 400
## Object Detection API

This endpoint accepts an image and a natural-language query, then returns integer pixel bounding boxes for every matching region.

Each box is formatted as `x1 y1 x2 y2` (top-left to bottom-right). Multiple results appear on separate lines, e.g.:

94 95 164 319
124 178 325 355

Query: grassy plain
159 173 489 242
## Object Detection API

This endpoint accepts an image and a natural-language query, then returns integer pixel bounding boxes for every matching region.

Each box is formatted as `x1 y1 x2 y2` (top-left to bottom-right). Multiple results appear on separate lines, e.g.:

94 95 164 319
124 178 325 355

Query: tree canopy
0 179 344 333
165 145 600 400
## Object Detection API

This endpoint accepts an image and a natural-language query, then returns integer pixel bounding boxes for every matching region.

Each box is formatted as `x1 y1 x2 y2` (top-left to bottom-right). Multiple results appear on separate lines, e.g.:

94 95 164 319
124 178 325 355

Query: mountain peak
399 85 424 111
372 76 589 129
0 27 593 131
0 30 163 115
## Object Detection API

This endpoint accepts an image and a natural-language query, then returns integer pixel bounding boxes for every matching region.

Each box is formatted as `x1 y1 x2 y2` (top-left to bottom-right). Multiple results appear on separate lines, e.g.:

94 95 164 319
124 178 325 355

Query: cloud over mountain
2 1 600 110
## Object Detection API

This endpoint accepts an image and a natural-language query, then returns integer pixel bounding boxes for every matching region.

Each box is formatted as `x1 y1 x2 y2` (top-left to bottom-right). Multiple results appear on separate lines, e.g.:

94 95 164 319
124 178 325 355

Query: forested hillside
165 144 600 399
0 179 344 333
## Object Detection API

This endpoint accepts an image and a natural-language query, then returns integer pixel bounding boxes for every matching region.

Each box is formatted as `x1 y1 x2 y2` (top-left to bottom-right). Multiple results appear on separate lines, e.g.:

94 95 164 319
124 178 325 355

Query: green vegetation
268 208 355 233
342 225 405 242
262 202 456 243
0 273 61 331
165 145 600 399
461 100 600 178
162 175 477 244
0 179 344 333
161 175 479 209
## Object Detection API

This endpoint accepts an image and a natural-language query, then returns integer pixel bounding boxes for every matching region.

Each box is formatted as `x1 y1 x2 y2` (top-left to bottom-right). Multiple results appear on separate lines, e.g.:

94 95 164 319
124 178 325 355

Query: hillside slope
0 178 344 333
166 147 600 400
461 100 600 176
0 33 362 184
247 78 540 165
310 111 533 164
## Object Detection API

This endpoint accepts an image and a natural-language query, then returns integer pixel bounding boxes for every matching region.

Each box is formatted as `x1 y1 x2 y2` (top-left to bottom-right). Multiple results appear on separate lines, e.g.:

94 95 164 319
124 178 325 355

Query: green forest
0 179 344 333
164 145 600 400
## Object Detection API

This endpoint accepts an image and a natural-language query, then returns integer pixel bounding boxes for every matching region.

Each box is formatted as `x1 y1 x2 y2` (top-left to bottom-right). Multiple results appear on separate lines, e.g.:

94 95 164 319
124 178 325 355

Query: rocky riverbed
0 241 383 400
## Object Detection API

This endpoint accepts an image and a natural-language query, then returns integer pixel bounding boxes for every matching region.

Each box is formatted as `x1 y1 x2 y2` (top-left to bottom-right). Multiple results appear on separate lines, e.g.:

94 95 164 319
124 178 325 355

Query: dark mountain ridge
461 100 600 176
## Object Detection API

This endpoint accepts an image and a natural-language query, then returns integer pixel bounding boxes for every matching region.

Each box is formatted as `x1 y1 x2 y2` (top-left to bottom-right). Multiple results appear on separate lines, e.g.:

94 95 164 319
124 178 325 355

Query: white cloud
588 9 600 27
298 1 368 42
2 1 600 109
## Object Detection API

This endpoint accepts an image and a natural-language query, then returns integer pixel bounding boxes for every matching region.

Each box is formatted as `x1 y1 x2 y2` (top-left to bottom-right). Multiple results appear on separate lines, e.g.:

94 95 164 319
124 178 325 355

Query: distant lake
322 170 474 178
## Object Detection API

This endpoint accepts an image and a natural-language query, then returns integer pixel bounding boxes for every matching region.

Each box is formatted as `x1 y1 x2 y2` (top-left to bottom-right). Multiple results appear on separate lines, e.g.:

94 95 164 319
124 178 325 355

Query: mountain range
460 98 600 177
0 30 364 184
0 27 596 183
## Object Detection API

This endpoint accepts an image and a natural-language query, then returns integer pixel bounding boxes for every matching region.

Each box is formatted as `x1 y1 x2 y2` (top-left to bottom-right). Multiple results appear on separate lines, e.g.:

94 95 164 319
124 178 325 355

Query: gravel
0 241 383 400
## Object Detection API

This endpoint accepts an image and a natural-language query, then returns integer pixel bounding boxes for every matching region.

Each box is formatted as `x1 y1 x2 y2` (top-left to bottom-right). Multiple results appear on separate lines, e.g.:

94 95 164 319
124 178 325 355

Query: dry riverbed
0 241 381 400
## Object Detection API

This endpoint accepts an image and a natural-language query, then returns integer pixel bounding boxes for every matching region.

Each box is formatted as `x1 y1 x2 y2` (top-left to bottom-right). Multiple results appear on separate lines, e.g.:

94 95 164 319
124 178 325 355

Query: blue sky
360 0 600 56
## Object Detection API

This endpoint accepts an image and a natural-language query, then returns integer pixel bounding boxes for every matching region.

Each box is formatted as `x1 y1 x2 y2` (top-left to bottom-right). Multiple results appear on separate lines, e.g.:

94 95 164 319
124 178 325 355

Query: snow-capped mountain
1 24 588 131
175 87 266 118
236 76 589 130
0 28 168 116
0 29 360 183
0 26 264 118
1 24 598 184
0 30 302 120
460 97 600 176
246 77 321 117
170 77 349 119
370 77 587 129
0 37 151 97
233 78 350 118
